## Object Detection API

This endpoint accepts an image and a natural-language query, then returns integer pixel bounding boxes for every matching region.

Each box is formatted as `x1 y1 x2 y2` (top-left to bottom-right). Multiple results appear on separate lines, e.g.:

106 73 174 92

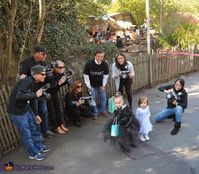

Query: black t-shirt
7 76 38 115
83 59 109 87
19 56 46 76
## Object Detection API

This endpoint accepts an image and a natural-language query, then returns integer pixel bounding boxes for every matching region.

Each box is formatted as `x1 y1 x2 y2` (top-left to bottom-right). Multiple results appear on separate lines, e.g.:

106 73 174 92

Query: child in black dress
103 93 140 153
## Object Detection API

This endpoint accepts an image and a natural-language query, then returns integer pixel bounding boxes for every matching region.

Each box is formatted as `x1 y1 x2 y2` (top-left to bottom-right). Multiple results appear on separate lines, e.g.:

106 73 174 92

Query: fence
1 50 199 156
0 86 20 157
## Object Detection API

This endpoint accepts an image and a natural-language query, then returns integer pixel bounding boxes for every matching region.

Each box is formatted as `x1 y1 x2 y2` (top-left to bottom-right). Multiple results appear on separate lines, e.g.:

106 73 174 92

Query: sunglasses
77 86 82 88
39 52 46 56
57 66 65 69
40 73 46 76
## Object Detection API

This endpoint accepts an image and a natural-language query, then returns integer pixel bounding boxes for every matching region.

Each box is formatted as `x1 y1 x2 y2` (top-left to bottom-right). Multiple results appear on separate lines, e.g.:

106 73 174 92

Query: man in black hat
7 65 50 160
18 45 55 138
19 45 47 79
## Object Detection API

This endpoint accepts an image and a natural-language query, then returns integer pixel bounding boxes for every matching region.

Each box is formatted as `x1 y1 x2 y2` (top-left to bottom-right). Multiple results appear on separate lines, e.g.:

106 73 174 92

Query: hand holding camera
165 89 182 102
58 75 67 85
76 98 85 107
36 89 43 97
164 88 173 94
172 100 178 105
35 115 42 124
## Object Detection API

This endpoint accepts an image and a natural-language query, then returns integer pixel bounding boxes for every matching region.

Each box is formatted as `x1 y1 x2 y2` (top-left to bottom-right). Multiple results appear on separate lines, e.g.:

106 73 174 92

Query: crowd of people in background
7 45 188 160
89 24 145 49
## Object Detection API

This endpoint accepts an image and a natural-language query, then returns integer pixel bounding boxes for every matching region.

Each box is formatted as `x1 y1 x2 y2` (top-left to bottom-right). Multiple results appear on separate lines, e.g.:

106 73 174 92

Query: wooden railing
0 86 20 157
1 50 199 156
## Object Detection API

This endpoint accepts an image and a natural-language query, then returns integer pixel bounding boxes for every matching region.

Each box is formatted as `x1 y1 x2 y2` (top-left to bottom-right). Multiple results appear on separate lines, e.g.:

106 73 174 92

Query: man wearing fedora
7 65 51 160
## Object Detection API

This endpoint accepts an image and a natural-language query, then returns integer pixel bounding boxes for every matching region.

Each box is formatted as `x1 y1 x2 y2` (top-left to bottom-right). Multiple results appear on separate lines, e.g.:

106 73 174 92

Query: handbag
108 96 116 113
111 117 120 137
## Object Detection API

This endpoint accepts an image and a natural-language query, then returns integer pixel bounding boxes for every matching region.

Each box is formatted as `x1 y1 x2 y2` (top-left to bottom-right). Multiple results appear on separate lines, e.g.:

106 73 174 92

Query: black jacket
19 56 46 77
47 73 67 95
158 84 188 109
7 76 40 115
65 92 82 111
114 105 140 130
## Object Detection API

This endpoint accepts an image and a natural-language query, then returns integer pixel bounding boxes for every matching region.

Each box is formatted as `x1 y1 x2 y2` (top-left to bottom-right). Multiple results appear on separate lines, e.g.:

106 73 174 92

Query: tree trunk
36 0 46 44
3 0 17 82
18 1 33 65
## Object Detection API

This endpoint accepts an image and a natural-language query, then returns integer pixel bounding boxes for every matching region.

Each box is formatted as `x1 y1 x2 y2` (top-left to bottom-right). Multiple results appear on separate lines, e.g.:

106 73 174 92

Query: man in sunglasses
18 45 55 138
7 65 50 160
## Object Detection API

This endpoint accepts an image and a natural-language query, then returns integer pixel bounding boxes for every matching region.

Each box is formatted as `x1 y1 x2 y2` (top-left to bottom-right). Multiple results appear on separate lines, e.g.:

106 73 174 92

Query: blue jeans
155 106 183 123
91 87 107 115
8 111 44 156
37 98 49 134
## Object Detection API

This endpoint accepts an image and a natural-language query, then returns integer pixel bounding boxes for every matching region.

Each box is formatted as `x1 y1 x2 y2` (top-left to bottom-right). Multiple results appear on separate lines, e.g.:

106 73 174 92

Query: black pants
47 93 63 129
119 78 132 107
66 108 94 124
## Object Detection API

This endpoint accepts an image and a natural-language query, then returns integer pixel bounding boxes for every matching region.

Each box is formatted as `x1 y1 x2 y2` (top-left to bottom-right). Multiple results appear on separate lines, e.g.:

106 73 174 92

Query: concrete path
1 72 199 174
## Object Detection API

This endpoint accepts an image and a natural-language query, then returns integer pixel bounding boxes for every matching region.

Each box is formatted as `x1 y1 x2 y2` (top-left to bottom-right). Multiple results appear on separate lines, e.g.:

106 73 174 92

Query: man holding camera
18 45 55 137
83 50 109 120
7 65 50 160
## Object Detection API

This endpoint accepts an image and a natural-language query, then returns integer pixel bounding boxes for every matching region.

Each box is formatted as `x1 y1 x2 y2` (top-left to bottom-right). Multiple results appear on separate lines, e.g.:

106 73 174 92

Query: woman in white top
112 53 135 108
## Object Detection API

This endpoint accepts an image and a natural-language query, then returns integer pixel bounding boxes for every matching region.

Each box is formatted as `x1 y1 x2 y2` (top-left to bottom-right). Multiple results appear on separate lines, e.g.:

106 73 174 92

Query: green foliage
172 23 199 49
109 0 145 25
43 1 118 65
158 17 199 49
75 0 112 24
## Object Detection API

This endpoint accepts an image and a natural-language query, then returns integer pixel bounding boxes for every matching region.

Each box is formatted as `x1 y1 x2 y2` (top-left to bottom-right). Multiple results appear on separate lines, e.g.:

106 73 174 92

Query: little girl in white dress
135 96 153 141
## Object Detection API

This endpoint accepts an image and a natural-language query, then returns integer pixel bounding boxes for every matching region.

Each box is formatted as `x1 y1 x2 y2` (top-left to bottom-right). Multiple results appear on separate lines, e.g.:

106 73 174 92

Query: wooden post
145 0 153 87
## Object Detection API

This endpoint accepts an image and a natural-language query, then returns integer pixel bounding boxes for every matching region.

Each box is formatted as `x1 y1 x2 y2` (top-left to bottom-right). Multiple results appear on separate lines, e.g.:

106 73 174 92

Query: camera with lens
120 70 130 79
64 69 74 86
120 65 130 79
80 95 96 106
45 64 53 80
166 91 182 101
41 83 51 100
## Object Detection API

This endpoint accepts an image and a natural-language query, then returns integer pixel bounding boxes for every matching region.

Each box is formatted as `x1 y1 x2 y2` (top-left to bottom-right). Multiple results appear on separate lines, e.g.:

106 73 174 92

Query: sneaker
40 145 51 153
139 134 145 142
92 116 98 120
144 134 150 141
43 130 55 137
29 153 45 161
100 112 109 117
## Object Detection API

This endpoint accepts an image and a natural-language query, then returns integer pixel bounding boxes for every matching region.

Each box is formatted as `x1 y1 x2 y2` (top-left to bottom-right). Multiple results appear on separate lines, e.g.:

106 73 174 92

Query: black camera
64 69 74 86
80 95 96 106
41 83 51 100
45 65 53 80
120 65 130 79
166 91 182 101
120 70 130 79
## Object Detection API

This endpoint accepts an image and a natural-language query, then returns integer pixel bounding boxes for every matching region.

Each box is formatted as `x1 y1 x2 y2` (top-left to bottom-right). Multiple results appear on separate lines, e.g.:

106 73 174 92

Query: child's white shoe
139 134 145 142
144 134 150 141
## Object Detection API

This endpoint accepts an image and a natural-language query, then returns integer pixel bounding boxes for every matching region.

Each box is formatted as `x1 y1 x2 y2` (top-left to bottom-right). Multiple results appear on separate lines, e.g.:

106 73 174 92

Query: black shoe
119 143 130 153
75 122 81 127
130 142 137 148
43 130 55 138
121 147 130 153
171 127 179 135
171 122 181 135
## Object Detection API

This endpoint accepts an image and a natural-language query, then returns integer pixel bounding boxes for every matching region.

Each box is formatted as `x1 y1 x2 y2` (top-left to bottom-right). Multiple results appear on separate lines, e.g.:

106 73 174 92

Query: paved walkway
1 72 199 174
